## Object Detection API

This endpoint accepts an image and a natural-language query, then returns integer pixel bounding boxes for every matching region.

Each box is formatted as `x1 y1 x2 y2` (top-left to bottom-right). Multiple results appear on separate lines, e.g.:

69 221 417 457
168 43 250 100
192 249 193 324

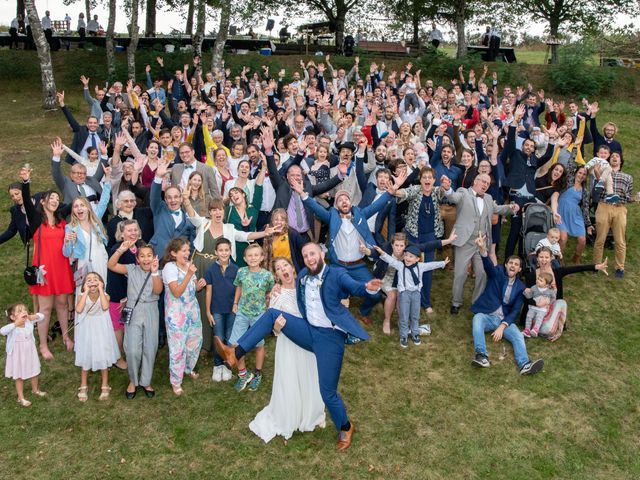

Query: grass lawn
0 52 639 479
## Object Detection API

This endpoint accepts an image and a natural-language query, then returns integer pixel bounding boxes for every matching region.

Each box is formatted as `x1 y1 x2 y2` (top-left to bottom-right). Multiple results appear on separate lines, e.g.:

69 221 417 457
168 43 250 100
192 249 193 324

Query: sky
1 0 635 41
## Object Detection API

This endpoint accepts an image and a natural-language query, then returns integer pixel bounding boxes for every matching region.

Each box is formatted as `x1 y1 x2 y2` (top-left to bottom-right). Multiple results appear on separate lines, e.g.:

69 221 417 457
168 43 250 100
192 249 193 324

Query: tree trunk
192 0 206 57
16 0 25 17
145 0 156 37
549 19 559 64
334 14 345 53
412 15 419 45
185 0 195 36
85 0 91 23
211 2 230 71
106 0 116 81
454 0 467 58
127 0 140 80
24 0 57 110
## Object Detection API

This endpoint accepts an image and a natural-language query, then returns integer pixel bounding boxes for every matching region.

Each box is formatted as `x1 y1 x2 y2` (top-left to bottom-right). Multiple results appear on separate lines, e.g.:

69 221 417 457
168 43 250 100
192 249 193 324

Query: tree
192 0 206 57
16 0 25 17
185 0 195 35
386 0 438 45
105 0 117 80
304 0 360 49
146 0 157 36
502 0 640 63
127 0 140 80
211 2 230 71
24 0 57 109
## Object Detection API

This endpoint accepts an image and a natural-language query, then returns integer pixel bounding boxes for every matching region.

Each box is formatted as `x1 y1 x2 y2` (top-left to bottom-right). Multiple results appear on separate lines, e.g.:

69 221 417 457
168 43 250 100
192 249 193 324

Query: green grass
439 46 600 65
0 52 639 480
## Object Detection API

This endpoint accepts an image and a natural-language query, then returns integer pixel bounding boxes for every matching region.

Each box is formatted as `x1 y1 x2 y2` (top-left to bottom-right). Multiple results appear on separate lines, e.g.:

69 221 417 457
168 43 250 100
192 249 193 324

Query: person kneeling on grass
470 232 544 376
373 244 448 348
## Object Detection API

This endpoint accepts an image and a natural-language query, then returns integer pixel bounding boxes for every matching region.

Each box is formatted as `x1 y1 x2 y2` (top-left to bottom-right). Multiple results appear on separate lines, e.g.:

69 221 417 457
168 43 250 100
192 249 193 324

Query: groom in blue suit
215 243 382 451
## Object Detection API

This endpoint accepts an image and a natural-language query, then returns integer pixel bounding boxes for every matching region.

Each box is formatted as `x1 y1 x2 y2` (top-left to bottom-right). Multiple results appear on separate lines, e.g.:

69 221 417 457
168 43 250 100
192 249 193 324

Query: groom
215 242 382 451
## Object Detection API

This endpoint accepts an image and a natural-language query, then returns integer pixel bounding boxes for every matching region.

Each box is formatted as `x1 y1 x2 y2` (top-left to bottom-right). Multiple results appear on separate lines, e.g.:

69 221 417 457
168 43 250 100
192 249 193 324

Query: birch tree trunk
211 3 230 71
192 0 206 57
24 0 57 110
127 0 140 80
185 0 195 35
454 0 467 58
105 0 117 80
85 0 91 23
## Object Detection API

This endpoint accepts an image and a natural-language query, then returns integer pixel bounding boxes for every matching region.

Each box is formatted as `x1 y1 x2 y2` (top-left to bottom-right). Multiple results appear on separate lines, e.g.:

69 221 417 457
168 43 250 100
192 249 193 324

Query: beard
308 258 325 276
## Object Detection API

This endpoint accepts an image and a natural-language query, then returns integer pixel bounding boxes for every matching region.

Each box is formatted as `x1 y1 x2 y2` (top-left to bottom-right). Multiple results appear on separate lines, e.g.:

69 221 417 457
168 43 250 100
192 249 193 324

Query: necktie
294 193 304 231
78 184 88 197
90 133 97 151
403 264 420 287
183 128 188 141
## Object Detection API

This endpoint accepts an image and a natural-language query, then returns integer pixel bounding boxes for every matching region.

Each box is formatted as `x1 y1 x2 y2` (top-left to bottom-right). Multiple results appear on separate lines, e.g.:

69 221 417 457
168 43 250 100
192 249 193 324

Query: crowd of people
0 53 633 450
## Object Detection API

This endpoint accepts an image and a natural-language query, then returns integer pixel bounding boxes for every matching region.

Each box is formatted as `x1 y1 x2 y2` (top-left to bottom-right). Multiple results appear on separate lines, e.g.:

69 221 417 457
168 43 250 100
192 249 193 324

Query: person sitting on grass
470 232 544 376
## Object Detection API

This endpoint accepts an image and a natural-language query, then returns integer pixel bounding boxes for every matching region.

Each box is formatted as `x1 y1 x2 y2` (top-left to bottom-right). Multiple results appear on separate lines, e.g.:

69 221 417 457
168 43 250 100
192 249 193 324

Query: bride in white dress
249 257 326 443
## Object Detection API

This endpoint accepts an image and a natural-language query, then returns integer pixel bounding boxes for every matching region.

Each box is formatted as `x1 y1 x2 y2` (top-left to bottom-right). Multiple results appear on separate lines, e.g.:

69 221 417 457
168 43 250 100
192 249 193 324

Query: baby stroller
521 203 555 272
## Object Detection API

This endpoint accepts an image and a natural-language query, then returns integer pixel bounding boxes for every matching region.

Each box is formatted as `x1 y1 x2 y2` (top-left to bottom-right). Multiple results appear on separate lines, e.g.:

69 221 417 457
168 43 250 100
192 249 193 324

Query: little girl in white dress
249 257 326 443
1 304 47 407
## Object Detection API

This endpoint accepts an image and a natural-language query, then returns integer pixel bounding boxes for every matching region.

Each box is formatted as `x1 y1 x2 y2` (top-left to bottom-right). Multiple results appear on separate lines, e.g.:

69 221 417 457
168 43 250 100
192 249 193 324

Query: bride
249 257 326 443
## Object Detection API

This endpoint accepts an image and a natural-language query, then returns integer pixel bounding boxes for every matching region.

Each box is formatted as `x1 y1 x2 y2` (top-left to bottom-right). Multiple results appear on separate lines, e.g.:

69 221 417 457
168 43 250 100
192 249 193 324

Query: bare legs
382 290 397 335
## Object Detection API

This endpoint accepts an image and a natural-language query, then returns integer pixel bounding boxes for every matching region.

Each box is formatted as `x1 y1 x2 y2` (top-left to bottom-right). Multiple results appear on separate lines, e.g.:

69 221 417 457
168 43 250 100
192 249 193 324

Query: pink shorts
109 301 125 331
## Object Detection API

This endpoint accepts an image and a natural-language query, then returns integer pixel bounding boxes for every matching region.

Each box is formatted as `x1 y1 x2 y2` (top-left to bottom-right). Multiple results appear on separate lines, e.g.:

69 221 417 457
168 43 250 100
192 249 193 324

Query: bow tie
475 193 484 199
170 210 181 216
185 164 194 170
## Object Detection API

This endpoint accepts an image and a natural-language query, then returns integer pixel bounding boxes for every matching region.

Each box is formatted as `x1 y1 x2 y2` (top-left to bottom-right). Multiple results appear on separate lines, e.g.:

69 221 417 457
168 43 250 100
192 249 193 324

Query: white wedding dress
249 288 326 443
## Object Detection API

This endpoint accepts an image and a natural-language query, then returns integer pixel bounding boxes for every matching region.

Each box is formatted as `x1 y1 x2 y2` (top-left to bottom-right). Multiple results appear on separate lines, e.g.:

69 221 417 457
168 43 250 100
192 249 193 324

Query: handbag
23 228 41 286
120 271 152 325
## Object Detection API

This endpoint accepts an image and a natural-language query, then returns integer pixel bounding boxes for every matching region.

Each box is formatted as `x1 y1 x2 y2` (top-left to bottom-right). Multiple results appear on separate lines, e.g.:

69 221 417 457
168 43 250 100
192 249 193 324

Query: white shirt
41 16 51 29
180 162 197 190
260 176 276 211
87 19 99 32
77 18 86 29
82 131 100 158
429 29 443 41
305 266 341 330
11 18 19 29
334 217 364 262
473 190 485 215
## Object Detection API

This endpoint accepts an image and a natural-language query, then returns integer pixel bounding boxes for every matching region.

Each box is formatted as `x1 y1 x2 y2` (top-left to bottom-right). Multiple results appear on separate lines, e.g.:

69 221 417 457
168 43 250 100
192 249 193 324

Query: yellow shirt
271 233 292 262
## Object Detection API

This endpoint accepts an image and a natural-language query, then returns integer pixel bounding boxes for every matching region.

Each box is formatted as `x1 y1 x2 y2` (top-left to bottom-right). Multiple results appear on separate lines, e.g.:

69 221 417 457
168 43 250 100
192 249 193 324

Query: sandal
78 386 88 402
32 390 47 397
17 398 32 407
99 386 112 401
172 385 183 396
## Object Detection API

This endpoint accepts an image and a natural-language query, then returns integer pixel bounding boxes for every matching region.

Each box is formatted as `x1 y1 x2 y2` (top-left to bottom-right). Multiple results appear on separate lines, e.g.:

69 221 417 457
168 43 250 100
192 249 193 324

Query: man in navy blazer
215 243 383 450
470 232 544 375
357 162 396 247
295 174 400 324
57 91 101 165
149 160 195 258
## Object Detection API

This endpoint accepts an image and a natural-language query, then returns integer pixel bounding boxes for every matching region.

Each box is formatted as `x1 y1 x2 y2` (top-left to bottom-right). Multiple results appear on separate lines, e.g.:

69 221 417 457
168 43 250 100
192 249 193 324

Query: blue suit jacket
356 154 396 246
303 192 392 265
149 181 195 258
297 264 373 340
471 255 525 326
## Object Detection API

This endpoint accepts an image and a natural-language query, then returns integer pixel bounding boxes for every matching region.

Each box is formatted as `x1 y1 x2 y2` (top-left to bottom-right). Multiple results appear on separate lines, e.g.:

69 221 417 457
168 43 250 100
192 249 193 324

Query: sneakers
411 334 422 346
234 372 254 392
530 328 539 338
523 328 531 338
248 373 262 391
594 180 605 193
400 337 408 349
520 359 544 375
418 324 431 336
471 353 491 368
604 194 620 204
212 365 223 382
221 365 233 381
615 269 624 279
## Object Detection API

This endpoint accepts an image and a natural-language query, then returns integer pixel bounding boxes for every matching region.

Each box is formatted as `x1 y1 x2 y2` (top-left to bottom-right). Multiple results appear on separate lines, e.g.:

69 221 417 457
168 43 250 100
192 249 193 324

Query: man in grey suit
170 142 221 199
51 138 106 203
439 173 519 314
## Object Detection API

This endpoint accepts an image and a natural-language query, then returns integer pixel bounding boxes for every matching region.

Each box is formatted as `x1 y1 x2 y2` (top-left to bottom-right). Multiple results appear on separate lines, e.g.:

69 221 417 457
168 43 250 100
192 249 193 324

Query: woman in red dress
20 166 74 361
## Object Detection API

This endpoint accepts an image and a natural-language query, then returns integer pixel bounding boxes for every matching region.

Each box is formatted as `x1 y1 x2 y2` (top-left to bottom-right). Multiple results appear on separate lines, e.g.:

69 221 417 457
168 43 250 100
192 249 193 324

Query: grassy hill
0 49 639 480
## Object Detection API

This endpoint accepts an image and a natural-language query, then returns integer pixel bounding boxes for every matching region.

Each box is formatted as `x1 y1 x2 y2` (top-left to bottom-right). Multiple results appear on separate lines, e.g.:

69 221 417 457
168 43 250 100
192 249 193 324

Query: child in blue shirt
205 238 238 383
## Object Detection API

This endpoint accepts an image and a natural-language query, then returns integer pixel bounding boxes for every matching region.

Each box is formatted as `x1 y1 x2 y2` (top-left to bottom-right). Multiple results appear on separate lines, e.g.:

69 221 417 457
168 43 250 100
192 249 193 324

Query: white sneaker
221 365 233 381
211 365 223 382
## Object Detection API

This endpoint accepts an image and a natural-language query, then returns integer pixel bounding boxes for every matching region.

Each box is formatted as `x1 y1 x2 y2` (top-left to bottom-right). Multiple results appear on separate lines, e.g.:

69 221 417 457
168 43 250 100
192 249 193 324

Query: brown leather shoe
336 422 355 451
360 315 373 327
213 337 237 369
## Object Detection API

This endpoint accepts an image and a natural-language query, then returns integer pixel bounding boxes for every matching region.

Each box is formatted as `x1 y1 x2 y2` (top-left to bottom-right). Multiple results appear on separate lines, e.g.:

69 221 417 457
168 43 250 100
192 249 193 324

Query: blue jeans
472 313 529 368
398 290 421 339
343 262 379 316
229 312 263 347
212 312 236 366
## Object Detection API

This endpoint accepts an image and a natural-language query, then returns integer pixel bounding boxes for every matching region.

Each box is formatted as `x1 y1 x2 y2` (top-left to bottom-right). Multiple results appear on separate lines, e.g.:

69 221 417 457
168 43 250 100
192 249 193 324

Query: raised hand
56 90 65 106
151 256 159 273
240 214 253 227
440 175 452 191
187 262 198 276
155 158 170 178
80 75 90 87
51 137 64 157
474 231 487 252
